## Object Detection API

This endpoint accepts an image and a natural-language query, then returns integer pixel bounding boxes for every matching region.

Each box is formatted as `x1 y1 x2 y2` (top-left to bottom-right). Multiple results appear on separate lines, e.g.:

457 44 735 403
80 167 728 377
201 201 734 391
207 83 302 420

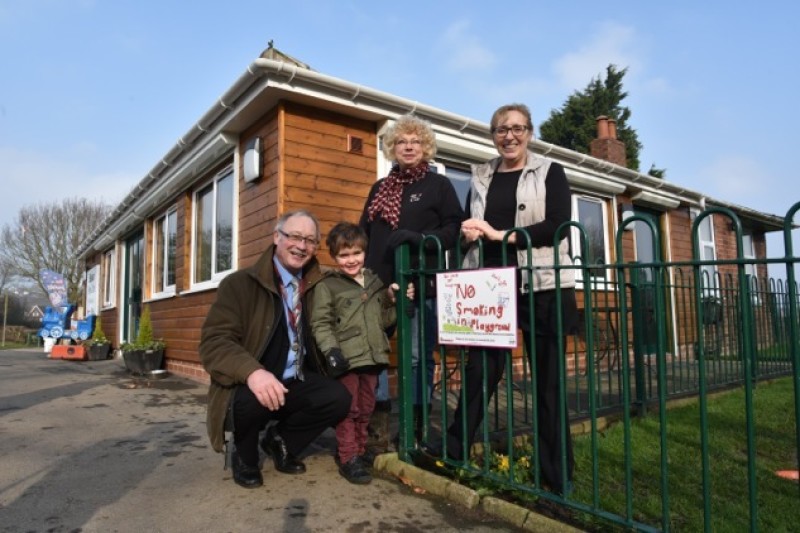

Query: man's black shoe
231 451 263 489
260 426 306 474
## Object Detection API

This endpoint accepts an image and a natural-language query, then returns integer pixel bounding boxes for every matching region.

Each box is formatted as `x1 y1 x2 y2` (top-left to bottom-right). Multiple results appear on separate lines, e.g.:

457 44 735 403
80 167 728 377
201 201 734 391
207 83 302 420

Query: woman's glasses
492 125 530 138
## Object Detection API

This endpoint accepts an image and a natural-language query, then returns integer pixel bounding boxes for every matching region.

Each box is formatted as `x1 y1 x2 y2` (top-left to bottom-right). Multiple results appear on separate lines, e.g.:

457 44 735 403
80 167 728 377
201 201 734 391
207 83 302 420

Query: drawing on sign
436 267 517 348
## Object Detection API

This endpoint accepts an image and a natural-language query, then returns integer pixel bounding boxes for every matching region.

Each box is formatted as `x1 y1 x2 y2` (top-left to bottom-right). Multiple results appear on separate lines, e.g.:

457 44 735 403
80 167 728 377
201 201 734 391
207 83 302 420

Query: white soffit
564 167 626 195
631 190 681 210
435 132 496 161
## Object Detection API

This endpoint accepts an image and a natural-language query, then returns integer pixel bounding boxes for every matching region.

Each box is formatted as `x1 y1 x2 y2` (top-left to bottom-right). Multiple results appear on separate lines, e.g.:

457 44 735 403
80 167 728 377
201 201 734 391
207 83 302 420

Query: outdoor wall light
243 136 262 183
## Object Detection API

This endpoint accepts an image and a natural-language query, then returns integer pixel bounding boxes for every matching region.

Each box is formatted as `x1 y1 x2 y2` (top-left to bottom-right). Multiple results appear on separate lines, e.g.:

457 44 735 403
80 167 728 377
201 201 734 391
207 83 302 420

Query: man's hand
246 368 288 411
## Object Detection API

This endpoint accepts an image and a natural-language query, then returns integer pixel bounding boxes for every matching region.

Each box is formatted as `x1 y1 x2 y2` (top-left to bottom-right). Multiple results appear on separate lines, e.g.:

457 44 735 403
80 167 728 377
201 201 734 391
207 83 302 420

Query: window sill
145 290 177 303
180 282 222 296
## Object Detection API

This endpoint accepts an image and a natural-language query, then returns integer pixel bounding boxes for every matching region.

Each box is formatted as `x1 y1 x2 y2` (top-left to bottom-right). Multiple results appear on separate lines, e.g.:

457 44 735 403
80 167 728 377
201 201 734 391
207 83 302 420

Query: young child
309 221 407 484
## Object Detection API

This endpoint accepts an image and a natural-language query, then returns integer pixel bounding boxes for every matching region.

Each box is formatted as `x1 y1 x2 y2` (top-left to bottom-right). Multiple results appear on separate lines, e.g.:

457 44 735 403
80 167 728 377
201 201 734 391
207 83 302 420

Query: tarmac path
0 349 518 532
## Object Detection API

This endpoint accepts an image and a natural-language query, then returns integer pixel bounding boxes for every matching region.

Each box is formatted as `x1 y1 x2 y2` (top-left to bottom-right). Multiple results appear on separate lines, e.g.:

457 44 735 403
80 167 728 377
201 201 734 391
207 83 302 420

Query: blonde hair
382 114 437 162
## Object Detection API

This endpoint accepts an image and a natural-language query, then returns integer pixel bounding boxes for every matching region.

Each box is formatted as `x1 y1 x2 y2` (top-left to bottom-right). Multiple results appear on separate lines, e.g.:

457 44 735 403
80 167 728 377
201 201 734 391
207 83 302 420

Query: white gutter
77 68 262 257
77 58 786 257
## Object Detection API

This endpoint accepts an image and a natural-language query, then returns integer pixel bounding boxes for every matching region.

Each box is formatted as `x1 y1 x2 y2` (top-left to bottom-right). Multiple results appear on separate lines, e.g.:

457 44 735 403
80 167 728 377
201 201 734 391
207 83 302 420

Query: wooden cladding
88 100 381 369
236 101 377 269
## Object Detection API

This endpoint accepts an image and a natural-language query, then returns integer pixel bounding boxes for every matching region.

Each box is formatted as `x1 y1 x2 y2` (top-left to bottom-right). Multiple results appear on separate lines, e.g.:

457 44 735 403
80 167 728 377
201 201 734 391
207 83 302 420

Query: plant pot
122 348 164 375
88 343 112 361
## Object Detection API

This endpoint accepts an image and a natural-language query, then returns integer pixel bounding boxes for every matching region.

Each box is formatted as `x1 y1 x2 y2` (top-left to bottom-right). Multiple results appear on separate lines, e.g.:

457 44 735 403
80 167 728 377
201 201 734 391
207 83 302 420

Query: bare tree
0 256 12 294
0 198 111 306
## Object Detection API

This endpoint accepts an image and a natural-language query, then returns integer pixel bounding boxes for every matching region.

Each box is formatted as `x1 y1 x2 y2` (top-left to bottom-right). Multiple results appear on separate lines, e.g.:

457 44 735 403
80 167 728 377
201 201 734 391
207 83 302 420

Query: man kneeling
200 210 351 488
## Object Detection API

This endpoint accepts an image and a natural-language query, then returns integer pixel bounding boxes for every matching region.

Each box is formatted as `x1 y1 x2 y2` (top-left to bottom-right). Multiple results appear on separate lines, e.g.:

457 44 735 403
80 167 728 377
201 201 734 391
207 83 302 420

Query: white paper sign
85 265 100 317
436 267 517 348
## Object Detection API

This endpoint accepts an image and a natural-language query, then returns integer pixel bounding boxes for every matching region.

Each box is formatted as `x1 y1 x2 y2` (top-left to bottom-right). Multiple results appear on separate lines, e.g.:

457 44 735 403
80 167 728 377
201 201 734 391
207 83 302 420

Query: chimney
596 116 610 139
590 115 627 167
608 119 618 139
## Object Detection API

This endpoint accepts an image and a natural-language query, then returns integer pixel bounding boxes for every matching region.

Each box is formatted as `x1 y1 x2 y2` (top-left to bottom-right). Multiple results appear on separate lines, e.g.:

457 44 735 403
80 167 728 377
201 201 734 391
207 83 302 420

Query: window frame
102 247 116 308
692 209 719 295
190 166 235 290
742 232 760 305
572 194 611 286
152 206 178 298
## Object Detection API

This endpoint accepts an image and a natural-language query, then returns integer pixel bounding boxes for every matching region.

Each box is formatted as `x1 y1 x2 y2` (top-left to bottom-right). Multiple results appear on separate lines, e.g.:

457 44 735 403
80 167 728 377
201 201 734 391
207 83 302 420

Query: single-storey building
77 44 785 385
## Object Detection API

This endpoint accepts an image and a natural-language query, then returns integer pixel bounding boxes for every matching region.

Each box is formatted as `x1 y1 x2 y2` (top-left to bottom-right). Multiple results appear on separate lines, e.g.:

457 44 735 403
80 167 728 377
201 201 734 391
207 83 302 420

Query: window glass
193 168 235 285
167 210 177 286
103 249 116 306
215 174 233 273
696 213 717 292
576 197 607 279
195 184 214 283
743 233 757 280
741 233 761 304
154 208 177 294
155 216 166 290
444 165 472 208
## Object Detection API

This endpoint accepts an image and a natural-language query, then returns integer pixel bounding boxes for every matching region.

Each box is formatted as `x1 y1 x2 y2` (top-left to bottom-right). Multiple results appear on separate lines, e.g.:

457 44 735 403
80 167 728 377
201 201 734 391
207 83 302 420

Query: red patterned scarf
367 162 429 229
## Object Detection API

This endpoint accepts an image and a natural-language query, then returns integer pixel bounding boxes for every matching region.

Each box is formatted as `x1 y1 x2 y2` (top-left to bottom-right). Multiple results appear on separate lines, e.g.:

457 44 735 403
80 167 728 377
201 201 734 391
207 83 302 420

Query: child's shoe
338 456 372 484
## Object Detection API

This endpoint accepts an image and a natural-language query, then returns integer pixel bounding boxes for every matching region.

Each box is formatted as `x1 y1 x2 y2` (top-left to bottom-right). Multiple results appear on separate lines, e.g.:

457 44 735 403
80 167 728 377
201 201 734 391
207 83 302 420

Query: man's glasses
278 229 319 247
492 125 530 138
395 139 422 147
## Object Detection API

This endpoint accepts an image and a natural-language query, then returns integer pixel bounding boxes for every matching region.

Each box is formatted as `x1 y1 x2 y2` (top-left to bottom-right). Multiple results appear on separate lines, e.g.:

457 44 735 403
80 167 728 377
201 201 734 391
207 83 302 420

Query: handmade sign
436 267 517 348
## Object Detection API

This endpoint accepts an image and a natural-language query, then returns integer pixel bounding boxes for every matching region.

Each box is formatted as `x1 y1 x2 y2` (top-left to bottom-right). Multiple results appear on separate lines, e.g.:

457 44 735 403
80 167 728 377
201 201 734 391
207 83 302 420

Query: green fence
393 203 800 532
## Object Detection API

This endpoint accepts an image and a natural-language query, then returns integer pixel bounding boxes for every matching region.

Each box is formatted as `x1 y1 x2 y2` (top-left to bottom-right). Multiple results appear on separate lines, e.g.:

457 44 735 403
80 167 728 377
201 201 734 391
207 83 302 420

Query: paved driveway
0 349 516 532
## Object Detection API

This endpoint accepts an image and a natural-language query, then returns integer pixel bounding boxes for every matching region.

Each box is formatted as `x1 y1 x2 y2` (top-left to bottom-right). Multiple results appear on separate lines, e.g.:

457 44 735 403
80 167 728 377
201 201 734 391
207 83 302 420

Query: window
573 196 609 280
153 207 177 295
694 210 718 293
102 248 116 307
443 164 472 208
742 233 760 304
193 168 234 285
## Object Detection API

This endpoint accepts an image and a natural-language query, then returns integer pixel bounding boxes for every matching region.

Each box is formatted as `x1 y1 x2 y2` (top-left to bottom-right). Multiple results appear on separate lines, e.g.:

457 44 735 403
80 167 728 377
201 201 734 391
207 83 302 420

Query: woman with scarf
359 114 464 450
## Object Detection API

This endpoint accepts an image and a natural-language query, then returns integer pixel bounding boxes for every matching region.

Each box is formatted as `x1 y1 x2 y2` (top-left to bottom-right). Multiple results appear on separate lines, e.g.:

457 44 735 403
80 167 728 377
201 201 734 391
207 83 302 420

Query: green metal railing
393 203 800 532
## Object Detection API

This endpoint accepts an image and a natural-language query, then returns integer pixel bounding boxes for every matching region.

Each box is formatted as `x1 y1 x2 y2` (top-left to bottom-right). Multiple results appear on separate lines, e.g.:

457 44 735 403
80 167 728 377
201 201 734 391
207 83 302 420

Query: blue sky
1 1 798 272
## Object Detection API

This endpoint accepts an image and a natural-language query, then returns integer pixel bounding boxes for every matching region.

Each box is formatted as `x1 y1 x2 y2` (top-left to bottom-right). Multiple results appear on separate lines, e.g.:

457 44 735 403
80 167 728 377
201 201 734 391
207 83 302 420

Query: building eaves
77 58 788 258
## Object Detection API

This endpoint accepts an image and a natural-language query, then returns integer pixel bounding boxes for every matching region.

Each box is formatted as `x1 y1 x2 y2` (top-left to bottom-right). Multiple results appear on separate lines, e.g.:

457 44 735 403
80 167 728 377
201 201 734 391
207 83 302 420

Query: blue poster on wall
40 269 68 307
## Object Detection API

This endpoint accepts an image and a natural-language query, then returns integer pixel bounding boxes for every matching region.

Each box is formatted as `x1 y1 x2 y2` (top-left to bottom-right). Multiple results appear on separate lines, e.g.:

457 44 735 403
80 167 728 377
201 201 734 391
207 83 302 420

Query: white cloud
438 19 495 72
554 21 641 89
0 146 135 229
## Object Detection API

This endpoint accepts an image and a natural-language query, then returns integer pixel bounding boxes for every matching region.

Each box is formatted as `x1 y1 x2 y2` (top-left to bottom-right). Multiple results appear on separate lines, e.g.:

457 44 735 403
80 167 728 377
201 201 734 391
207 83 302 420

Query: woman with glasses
422 103 577 496
359 114 464 452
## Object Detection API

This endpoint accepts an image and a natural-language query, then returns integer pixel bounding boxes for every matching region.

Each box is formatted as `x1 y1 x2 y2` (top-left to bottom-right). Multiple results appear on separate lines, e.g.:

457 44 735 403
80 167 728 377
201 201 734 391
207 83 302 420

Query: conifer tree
540 65 644 172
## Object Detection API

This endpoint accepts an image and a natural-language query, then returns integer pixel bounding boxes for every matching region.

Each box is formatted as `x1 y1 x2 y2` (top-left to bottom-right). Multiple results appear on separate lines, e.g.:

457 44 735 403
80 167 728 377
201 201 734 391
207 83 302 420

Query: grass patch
0 341 33 351
569 377 799 531
437 377 799 531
